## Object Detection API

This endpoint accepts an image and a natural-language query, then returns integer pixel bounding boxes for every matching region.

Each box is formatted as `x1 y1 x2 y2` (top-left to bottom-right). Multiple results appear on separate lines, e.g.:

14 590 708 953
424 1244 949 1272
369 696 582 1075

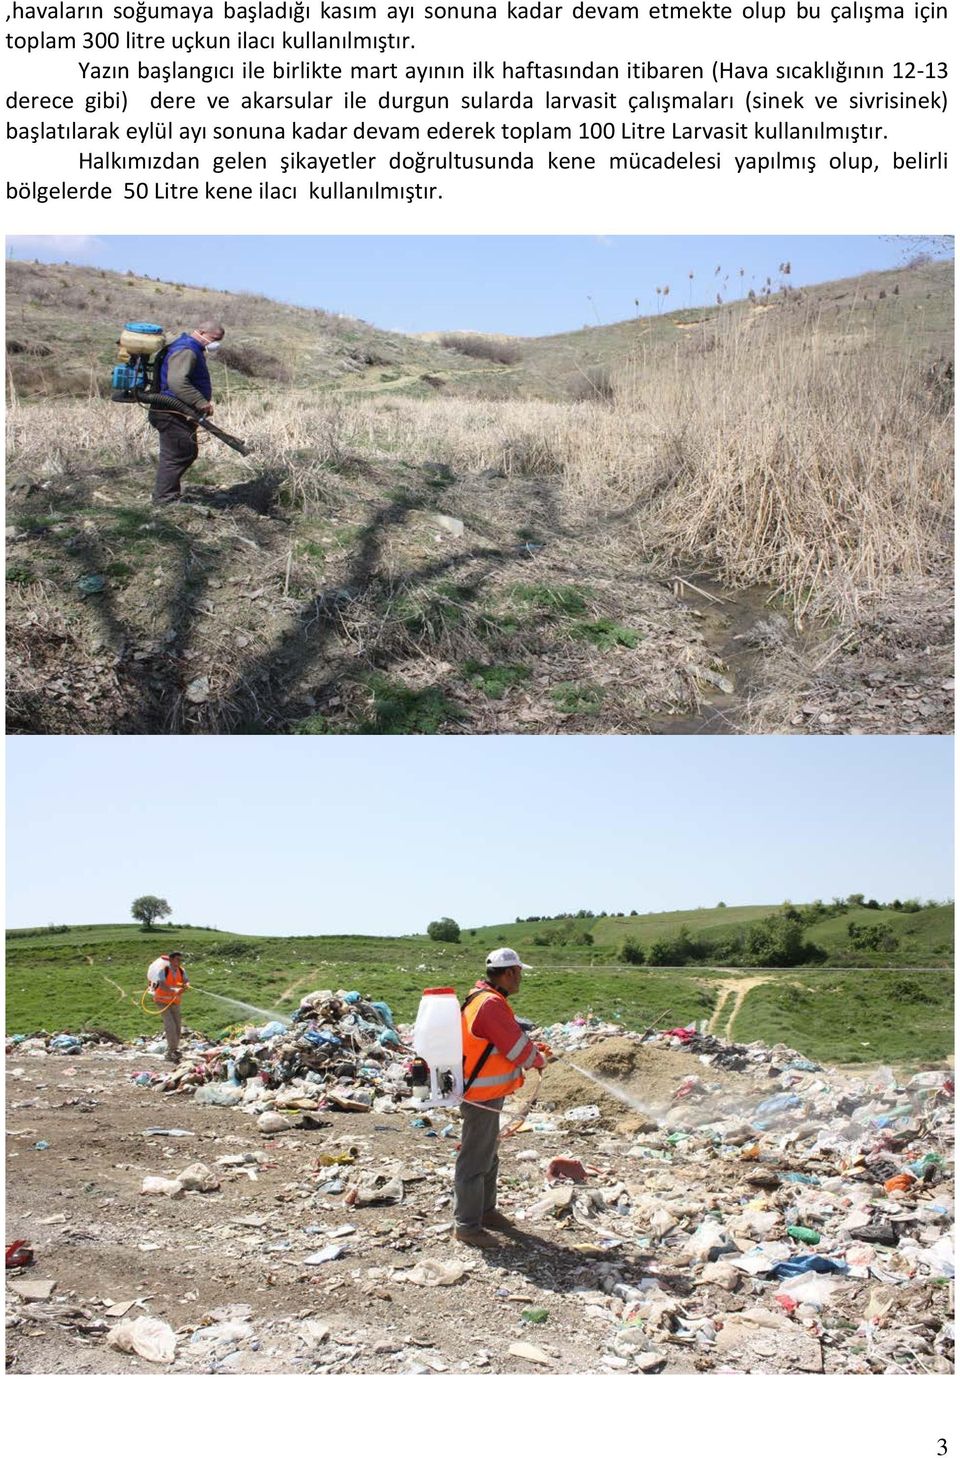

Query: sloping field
6 260 953 736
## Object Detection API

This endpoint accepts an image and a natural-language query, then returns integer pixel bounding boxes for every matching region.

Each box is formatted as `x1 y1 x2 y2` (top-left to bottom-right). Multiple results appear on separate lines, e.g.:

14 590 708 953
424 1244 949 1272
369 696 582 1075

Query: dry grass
8 307 953 629
6 270 953 734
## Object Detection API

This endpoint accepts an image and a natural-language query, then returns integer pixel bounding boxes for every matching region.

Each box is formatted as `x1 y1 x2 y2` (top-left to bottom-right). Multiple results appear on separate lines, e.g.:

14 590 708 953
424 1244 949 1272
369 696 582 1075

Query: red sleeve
472 994 541 1071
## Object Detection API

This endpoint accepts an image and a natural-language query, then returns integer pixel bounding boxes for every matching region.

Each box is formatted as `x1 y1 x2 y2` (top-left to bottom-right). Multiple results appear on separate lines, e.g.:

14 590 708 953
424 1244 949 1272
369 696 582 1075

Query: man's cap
167 950 184 959
486 947 531 971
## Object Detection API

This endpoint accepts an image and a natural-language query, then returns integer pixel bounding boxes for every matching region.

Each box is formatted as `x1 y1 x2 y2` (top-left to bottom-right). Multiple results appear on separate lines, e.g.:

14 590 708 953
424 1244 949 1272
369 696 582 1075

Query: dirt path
277 974 318 1005
707 976 780 1039
100 975 127 1002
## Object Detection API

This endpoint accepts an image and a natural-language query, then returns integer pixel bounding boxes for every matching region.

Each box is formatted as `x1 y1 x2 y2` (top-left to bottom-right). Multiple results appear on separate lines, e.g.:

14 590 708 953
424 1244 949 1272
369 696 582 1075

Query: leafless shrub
439 334 523 365
218 341 292 382
567 366 616 403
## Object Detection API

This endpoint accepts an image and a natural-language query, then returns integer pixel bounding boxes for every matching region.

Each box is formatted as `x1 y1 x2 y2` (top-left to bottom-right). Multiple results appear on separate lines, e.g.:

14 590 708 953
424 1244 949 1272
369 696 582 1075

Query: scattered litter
508 1341 553 1365
12 1279 56 1301
404 1259 466 1287
107 1315 177 1364
6 1006 953 1376
140 1176 184 1198
303 1246 344 1265
176 1162 220 1193
563 1105 601 1123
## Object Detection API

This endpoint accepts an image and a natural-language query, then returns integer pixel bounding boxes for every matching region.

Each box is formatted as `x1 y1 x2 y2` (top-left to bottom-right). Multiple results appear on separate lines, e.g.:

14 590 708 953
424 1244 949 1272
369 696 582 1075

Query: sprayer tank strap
463 1040 496 1095
459 987 495 1094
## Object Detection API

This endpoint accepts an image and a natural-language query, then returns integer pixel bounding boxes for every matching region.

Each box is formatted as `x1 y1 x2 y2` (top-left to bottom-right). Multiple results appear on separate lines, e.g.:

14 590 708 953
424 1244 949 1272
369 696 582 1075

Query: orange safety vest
461 987 526 1104
151 960 186 1009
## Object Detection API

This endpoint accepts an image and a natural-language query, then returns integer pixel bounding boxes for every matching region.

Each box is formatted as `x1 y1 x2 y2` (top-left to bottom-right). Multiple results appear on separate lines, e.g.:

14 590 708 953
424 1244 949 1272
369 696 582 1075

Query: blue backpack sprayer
111 322 251 456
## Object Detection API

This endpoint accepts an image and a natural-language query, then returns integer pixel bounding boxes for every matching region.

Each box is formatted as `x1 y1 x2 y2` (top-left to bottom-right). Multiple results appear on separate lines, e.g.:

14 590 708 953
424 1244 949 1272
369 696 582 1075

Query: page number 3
937 1443 947 1456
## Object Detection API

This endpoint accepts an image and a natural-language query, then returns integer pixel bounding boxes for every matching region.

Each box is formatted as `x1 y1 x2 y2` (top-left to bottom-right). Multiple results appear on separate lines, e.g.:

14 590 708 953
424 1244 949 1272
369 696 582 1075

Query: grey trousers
454 1097 504 1230
162 1003 182 1056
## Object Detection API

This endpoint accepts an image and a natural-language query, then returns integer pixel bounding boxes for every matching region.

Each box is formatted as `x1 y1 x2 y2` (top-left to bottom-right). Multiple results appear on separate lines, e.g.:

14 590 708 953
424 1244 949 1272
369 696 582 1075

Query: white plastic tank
412 987 463 1106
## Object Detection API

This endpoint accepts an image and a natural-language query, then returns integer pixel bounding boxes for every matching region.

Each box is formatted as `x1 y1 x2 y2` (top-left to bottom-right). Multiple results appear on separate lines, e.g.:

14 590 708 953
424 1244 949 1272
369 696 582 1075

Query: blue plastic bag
755 1093 802 1116
302 1027 340 1049
769 1255 849 1279
370 1000 397 1030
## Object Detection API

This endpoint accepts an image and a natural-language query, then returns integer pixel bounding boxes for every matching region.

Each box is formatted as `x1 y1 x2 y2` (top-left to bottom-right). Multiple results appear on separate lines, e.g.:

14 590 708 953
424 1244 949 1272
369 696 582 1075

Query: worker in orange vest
454 948 546 1249
147 951 189 1063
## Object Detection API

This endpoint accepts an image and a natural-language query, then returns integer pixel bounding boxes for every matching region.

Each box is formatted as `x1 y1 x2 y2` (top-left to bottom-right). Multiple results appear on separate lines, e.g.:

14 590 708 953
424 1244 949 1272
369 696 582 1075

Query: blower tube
135 391 252 457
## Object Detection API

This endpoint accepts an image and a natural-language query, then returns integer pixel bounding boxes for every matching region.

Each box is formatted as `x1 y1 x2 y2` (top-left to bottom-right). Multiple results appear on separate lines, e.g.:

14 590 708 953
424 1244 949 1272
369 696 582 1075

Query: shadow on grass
9 455 666 734
189 469 285 516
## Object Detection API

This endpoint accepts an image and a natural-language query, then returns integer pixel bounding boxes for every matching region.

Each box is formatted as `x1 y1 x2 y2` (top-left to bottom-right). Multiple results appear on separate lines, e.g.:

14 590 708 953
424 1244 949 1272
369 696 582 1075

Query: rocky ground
6 1031 953 1377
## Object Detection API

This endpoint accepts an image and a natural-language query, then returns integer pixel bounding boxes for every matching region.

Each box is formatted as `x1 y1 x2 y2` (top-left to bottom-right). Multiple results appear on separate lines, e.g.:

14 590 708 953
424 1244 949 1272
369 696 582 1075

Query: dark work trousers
150 409 199 503
454 1097 504 1230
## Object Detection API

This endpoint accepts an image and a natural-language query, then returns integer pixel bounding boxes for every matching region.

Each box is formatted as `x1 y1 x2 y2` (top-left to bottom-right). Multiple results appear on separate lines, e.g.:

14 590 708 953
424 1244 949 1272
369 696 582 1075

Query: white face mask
205 340 222 353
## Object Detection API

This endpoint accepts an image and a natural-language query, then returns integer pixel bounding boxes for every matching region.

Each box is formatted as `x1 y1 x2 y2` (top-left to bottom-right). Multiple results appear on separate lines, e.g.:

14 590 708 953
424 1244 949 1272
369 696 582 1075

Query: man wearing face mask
149 320 225 506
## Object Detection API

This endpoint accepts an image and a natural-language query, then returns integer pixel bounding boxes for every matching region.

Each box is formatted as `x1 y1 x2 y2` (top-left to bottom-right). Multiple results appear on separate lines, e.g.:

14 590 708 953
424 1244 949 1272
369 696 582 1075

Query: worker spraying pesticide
145 950 190 1064
454 948 552 1250
110 320 251 507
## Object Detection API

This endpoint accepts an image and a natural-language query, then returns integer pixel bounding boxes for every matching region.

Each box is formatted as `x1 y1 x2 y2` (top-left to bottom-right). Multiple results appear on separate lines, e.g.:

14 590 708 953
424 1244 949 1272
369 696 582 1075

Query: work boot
482 1209 519 1235
454 1226 500 1250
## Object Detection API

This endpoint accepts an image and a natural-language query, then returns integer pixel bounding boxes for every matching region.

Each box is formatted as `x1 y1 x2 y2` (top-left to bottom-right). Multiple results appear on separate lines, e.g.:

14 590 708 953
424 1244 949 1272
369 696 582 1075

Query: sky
5 736 953 936
7 234 951 336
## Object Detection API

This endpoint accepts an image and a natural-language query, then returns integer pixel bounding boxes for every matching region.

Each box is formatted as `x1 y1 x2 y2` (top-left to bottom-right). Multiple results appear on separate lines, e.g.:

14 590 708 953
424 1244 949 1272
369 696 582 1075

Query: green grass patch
571 618 640 649
291 713 336 735
103 560 135 584
511 584 589 617
551 682 603 715
733 970 954 1064
358 674 462 734
462 660 531 699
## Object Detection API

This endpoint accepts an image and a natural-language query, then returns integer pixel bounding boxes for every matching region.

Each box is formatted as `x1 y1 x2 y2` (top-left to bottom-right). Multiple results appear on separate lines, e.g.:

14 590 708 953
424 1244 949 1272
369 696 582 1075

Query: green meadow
6 904 953 1064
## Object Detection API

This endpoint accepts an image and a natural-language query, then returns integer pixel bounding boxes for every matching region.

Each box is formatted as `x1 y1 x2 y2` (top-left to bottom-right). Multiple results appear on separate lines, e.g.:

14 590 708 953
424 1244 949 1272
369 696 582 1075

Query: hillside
6 259 954 736
6 906 954 1063
5 258 954 404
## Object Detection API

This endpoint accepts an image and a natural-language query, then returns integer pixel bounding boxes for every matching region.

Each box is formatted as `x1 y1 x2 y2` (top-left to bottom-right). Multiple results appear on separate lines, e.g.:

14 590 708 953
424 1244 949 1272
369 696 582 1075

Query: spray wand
135 393 252 457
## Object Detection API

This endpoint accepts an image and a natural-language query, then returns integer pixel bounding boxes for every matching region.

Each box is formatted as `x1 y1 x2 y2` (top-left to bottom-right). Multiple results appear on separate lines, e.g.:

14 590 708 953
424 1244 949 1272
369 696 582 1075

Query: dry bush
566 365 616 403
217 341 292 382
597 315 954 623
439 333 523 365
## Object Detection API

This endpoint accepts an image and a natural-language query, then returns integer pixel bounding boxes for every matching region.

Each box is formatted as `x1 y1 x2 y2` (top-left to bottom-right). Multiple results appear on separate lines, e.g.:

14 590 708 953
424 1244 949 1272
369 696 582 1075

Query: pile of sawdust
538 1036 764 1123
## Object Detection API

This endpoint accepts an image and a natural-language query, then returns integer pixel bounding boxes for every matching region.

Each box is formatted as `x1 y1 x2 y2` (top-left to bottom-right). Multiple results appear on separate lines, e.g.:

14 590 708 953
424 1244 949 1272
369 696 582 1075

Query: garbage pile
510 1049 954 1374
7 1030 124 1056
130 990 411 1122
5 1003 955 1375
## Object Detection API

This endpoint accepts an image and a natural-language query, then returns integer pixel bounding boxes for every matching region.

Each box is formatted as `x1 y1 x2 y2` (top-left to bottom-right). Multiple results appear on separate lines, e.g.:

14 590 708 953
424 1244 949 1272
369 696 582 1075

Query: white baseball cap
486 947 531 971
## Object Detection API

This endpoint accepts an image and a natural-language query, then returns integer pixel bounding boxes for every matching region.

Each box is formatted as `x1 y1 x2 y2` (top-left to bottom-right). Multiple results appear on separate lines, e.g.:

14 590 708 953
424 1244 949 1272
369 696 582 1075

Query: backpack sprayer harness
111 321 251 457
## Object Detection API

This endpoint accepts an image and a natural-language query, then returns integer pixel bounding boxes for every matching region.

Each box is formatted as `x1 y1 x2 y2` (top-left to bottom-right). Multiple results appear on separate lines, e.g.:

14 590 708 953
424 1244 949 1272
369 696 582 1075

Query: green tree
745 911 826 967
427 917 460 943
622 938 646 965
131 895 171 931
646 938 673 966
